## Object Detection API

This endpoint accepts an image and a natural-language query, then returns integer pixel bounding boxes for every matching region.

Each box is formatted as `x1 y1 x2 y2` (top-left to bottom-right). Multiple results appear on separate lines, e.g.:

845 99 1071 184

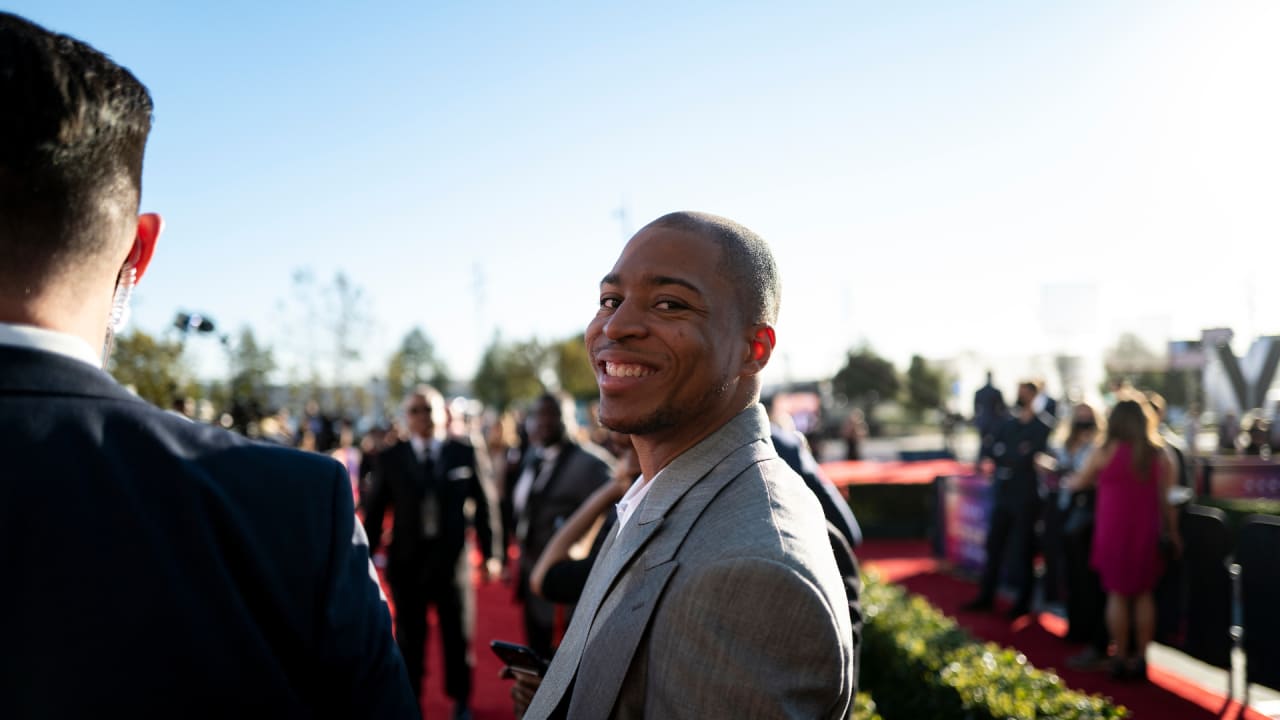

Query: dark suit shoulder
566 439 615 469
129 399 346 494
442 437 478 460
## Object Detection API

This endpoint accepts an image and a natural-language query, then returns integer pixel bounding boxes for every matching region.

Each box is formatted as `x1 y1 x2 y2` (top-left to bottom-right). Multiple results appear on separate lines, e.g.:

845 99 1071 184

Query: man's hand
483 557 503 583
500 666 543 718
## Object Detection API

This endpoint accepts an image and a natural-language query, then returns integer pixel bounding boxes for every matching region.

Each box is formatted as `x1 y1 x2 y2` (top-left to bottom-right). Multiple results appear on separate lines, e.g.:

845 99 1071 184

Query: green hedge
851 692 883 720
1194 497 1280 536
859 573 1128 720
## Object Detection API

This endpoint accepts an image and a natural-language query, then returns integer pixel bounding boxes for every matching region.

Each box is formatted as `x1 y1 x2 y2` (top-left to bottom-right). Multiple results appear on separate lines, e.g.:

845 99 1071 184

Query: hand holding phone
490 639 549 677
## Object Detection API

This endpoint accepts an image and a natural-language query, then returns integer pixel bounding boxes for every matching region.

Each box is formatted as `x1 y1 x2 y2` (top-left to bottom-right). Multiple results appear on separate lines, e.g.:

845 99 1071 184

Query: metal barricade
1237 514 1280 705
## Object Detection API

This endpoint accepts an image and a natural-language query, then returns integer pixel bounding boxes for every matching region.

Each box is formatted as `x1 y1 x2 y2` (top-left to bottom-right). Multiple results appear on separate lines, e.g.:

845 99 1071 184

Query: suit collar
0 321 102 368
603 405 772 577
634 404 773 526
530 442 576 496
0 345 140 405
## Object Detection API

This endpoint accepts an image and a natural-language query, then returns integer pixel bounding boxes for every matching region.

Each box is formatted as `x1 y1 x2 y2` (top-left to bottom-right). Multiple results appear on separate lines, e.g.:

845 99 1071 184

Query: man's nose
602 298 648 341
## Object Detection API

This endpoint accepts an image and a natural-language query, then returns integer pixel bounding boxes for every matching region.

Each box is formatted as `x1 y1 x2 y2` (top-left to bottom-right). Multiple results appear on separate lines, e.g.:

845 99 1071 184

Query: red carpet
822 459 970 488
372 537 1271 718
860 539 1268 720
376 550 524 720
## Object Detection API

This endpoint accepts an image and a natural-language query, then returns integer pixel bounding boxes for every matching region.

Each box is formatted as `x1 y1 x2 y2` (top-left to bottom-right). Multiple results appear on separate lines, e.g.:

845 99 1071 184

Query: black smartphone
490 639 549 677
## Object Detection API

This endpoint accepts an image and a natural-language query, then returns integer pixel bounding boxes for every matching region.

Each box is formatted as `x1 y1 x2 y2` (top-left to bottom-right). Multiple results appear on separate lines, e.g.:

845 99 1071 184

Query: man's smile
602 361 656 378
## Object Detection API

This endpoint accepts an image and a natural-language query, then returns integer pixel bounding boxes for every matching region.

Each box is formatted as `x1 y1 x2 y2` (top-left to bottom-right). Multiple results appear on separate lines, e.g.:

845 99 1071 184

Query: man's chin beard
598 375 733 437
600 407 679 437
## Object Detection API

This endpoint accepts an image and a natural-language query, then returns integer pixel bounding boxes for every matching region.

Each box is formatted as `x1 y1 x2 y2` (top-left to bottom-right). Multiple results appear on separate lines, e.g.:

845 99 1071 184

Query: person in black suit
513 392 613 658
0 12 416 717
973 371 1008 463
965 381 1053 618
363 385 499 720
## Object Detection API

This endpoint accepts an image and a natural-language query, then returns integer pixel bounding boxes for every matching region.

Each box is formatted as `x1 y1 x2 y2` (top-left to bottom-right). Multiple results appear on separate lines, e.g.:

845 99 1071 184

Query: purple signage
1207 458 1280 499
940 474 992 577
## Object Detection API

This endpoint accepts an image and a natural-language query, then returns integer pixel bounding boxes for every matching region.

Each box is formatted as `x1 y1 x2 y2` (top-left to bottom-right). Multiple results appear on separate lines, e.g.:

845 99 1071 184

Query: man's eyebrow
600 273 704 297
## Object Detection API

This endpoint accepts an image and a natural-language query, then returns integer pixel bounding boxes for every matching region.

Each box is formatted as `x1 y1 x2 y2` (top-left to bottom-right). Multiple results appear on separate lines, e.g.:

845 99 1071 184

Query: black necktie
515 453 545 543
419 451 439 539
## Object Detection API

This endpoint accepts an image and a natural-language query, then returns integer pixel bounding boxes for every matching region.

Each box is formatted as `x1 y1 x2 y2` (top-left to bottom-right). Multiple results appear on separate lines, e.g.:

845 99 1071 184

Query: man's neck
1 295 111 358
630 400 755 481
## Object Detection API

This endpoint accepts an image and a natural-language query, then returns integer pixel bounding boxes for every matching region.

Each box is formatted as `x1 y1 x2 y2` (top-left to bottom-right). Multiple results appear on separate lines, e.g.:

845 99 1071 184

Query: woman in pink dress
1070 396 1181 680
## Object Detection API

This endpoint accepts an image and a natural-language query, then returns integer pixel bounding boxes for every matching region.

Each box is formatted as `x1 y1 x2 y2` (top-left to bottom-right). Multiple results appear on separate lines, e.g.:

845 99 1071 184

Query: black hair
0 12 153 292
643 211 780 326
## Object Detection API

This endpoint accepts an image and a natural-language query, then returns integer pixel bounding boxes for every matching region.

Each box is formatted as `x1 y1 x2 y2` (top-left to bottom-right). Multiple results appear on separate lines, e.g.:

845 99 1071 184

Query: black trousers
389 554 474 703
1040 499 1066 606
1063 526 1109 652
978 500 1040 609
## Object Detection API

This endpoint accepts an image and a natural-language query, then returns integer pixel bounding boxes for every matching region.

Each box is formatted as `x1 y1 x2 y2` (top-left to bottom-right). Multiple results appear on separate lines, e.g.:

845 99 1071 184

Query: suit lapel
527 405 774 719
532 443 573 497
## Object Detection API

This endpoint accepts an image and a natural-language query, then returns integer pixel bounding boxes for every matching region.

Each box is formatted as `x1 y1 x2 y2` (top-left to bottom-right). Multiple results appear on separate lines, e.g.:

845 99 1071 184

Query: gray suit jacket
525 405 854 719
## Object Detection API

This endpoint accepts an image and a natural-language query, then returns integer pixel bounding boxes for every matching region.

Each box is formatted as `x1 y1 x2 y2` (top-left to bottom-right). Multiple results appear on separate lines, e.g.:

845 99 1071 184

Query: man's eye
655 300 687 311
600 297 621 310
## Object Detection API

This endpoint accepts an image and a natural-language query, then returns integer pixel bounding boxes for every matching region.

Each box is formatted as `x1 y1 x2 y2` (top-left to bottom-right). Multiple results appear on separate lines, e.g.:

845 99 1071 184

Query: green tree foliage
553 334 598 401
472 335 548 411
324 271 367 390
226 326 276 429
277 268 370 400
831 345 900 413
386 327 450 401
904 354 945 416
109 329 194 408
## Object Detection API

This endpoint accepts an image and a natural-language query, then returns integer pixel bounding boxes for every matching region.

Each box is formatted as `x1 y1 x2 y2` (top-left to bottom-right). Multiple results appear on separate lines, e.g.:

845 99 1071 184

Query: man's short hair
406 384 445 407
643 211 780 326
0 12 153 293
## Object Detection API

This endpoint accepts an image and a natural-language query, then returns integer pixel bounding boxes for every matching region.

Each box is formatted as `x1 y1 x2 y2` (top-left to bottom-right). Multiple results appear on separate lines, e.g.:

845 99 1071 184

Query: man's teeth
604 362 654 378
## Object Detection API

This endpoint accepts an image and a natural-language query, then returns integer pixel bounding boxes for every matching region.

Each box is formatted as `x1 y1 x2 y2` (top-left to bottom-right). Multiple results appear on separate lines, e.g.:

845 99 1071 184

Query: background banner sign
1205 458 1280 499
940 474 992 577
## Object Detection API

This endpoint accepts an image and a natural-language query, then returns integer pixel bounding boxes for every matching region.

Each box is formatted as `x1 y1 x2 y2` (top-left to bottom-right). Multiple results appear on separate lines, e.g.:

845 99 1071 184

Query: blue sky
11 2 1279 394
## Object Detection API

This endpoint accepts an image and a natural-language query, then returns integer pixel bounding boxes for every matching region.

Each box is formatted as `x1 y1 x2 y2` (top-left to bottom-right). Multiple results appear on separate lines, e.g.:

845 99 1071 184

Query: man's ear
128 212 163 282
743 325 775 376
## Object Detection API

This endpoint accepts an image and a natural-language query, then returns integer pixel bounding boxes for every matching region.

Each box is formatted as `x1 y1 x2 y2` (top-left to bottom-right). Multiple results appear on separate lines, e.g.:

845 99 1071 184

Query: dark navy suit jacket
0 345 417 718
362 437 497 584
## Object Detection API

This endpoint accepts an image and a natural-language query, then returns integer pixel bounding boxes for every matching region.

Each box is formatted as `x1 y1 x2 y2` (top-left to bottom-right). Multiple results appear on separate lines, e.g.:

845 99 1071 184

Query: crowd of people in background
167 382 861 716
160 354 1279 698
962 369 1279 683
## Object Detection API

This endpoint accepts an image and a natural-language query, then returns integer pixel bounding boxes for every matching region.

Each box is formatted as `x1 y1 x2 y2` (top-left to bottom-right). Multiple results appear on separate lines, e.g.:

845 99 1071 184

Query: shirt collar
615 468 658 535
0 322 101 368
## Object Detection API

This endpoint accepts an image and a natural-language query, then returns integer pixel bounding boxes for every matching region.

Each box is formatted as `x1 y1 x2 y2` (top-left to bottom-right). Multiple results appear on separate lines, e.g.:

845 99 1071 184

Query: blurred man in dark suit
363 386 500 720
513 392 613 658
973 371 1007 463
0 12 416 718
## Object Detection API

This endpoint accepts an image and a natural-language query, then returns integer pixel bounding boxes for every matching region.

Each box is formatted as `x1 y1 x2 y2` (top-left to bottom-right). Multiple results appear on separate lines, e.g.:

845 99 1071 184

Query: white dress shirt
615 469 660 536
0 322 101 368
409 435 441 464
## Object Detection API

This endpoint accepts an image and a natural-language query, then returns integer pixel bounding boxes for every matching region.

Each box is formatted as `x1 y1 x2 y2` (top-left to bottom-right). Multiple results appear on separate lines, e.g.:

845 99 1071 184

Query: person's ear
127 213 163 282
744 325 775 375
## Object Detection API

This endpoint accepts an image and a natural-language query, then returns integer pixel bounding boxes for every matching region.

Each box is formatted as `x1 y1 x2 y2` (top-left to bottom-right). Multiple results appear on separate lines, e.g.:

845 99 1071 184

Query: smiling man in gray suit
524 211 855 719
